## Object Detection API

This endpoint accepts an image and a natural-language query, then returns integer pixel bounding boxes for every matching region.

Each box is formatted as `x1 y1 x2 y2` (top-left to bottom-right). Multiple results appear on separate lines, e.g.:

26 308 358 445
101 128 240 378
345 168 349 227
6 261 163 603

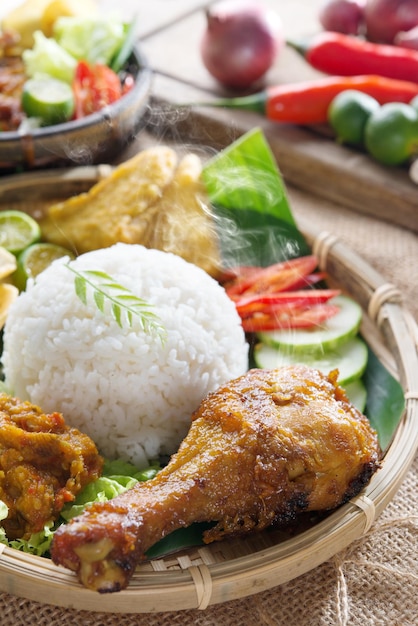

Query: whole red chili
194 74 418 125
287 31 418 83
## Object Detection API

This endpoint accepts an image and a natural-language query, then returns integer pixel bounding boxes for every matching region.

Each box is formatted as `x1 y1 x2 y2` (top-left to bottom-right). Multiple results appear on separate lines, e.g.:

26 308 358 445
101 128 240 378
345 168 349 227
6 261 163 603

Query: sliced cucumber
22 78 75 126
343 379 367 413
257 295 362 353
254 335 368 386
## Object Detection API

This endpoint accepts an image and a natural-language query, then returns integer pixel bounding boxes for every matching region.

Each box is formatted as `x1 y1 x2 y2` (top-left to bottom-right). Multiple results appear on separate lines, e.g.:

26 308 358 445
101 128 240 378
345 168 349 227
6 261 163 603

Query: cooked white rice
2 243 248 467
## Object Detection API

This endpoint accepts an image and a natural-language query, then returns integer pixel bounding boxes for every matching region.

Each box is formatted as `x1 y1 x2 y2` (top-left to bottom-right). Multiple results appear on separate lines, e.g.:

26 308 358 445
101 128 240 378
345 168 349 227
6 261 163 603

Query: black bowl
0 45 152 171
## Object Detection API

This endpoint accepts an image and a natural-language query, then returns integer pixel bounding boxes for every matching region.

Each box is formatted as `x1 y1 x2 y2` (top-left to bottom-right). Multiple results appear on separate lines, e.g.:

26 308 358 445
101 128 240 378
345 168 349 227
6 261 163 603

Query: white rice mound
2 243 248 468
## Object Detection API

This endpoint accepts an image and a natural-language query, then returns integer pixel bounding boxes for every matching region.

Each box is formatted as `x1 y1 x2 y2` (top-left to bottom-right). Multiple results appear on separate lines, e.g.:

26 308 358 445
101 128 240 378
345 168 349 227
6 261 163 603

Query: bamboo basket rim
0 167 417 614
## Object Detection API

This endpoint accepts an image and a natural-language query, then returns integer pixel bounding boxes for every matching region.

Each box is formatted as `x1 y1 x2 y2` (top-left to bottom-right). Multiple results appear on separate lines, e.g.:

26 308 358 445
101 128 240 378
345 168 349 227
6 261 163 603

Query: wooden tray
0 168 417 613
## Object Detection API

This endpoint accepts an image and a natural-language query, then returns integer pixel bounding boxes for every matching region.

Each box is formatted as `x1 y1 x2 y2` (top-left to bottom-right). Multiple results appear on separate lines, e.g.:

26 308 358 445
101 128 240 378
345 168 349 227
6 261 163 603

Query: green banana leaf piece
363 348 405 452
202 128 311 267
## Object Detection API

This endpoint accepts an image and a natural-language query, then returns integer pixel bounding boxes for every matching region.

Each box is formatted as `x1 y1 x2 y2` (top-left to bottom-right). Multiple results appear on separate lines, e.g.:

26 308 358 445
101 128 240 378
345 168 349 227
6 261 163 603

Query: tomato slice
73 61 123 118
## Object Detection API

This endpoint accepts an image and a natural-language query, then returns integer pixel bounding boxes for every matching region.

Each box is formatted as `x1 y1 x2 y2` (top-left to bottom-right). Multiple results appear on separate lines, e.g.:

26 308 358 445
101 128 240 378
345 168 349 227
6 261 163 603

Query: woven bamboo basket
0 167 417 614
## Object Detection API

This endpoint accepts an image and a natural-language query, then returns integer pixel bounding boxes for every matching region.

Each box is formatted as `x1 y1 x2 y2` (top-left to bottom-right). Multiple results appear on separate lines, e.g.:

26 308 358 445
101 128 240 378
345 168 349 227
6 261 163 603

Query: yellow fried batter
40 147 221 277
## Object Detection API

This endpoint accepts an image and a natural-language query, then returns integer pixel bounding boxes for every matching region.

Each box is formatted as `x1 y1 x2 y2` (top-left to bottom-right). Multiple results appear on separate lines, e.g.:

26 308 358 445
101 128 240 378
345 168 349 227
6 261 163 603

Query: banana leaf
202 128 311 267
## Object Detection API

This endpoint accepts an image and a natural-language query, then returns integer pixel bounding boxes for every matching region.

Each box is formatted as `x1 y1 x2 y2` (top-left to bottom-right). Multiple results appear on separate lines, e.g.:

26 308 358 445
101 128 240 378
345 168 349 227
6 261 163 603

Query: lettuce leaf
0 459 160 556
53 17 126 65
22 31 77 83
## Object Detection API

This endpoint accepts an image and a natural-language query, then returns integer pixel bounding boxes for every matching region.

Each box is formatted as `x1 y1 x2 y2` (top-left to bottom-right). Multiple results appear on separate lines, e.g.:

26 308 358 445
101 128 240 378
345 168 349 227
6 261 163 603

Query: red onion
364 0 418 43
394 24 418 48
319 0 366 36
200 0 283 89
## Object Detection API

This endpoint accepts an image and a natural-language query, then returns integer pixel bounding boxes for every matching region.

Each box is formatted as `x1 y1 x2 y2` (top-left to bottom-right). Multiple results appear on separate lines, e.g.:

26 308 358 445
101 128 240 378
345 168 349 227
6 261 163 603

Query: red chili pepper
288 31 418 84
221 257 340 332
194 75 418 125
241 303 341 332
236 289 340 317
73 61 123 119
221 255 319 298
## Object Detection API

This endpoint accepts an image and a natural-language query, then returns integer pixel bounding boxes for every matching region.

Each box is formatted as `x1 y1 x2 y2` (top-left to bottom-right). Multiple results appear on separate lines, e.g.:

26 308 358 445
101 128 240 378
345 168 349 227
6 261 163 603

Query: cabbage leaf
22 31 77 83
53 16 126 65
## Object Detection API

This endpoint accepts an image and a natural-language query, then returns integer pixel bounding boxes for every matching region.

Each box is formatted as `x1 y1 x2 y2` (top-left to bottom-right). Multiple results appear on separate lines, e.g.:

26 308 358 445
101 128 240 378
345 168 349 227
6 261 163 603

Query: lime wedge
14 242 75 290
0 210 41 255
21 77 75 126
0 246 17 279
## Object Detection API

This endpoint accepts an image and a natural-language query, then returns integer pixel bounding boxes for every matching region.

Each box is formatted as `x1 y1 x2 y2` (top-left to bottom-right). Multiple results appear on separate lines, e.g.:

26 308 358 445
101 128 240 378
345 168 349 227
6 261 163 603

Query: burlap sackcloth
0 189 416 626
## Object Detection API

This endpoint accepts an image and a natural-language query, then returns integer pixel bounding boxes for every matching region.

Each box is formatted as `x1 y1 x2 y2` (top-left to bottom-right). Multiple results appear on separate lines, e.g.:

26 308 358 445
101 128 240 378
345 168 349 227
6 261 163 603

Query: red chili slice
235 289 340 316
223 255 319 298
241 303 341 332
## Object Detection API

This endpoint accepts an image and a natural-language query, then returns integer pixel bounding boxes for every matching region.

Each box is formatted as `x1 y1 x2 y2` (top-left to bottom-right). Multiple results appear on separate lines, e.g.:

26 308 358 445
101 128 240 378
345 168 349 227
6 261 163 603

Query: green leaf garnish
67 266 166 341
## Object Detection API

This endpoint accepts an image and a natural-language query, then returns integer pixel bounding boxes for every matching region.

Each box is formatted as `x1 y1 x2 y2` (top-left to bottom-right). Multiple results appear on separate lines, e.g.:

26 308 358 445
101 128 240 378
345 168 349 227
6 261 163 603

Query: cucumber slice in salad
257 295 362 353
254 335 368 386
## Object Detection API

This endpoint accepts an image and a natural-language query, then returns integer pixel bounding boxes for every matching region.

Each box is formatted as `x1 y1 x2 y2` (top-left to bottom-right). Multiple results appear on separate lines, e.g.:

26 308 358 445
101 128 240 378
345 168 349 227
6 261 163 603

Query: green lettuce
0 459 160 556
22 31 77 83
53 17 126 65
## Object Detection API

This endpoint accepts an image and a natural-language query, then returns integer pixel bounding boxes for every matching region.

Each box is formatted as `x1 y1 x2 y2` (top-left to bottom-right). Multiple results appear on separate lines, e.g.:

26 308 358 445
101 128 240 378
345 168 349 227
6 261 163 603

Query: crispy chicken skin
0 393 103 539
51 366 381 593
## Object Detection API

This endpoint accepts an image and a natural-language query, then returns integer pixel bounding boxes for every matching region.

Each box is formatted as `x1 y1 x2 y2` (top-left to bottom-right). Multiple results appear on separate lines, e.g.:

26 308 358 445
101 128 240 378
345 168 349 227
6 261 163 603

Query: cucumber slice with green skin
343 379 367 413
257 295 362 353
254 335 368 386
21 78 75 126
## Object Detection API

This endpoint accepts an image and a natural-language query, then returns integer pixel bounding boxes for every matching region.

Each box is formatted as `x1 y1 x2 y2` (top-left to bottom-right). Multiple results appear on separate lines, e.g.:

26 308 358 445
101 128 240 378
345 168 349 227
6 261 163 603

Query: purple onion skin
364 0 418 44
319 0 366 36
200 1 283 89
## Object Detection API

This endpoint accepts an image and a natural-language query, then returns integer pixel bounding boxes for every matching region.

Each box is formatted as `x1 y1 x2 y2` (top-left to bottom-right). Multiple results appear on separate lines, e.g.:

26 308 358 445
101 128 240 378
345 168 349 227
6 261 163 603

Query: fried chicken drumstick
51 365 381 593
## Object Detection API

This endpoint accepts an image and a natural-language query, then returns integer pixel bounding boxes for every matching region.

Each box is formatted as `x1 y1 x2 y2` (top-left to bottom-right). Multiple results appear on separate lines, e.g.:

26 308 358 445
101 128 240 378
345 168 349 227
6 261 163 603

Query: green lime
364 102 418 166
21 77 75 126
0 210 41 255
328 90 380 147
14 242 75 290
